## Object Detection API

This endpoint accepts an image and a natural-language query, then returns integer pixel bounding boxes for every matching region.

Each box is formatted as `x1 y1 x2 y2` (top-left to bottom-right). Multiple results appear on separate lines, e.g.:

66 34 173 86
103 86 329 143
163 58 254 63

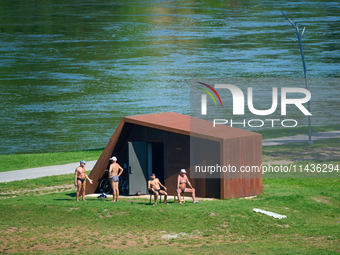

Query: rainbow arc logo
197 82 223 106
197 82 222 115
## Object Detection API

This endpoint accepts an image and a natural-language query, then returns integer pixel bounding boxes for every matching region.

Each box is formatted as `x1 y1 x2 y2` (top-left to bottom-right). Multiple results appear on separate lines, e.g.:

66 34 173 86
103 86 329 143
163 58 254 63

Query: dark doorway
147 142 164 185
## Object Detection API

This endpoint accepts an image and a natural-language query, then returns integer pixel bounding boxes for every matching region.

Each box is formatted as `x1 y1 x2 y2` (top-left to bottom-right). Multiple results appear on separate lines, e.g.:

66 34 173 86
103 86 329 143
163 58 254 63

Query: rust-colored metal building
86 112 262 199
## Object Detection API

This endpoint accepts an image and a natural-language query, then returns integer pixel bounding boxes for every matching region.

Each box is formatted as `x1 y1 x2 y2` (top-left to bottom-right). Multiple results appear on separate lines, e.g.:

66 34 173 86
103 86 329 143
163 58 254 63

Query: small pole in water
281 11 312 144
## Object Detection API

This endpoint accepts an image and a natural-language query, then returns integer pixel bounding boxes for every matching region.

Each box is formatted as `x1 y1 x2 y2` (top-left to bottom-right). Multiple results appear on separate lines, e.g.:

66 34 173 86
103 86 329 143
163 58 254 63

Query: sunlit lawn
0 178 339 254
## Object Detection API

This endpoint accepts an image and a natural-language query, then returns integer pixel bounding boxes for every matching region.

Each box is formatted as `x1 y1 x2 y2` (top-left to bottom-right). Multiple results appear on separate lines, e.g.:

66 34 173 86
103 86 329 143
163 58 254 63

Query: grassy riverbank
0 178 339 254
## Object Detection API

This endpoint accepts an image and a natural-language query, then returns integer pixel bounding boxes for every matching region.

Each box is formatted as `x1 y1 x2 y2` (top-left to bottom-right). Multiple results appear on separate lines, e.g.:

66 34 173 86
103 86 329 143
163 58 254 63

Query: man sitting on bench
148 173 168 206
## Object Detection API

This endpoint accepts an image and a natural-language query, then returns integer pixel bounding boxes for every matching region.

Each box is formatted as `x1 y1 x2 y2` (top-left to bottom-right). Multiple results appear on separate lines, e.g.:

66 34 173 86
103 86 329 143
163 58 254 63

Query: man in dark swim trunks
148 173 168 206
74 160 93 201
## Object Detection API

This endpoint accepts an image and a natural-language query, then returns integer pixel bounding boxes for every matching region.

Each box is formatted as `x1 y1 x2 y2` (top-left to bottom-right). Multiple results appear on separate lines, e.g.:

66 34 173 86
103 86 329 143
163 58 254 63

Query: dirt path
0 184 75 199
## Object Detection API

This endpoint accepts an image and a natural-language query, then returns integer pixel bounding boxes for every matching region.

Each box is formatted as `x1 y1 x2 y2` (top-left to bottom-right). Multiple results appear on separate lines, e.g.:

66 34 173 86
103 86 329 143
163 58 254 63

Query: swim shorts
112 175 119 182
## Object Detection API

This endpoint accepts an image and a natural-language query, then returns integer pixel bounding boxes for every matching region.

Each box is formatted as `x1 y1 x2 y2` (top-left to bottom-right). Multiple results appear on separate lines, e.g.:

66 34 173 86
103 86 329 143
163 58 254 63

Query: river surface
0 0 339 155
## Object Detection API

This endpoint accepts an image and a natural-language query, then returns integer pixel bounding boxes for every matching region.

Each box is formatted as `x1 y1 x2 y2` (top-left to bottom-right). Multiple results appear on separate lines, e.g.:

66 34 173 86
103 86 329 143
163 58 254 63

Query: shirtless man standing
177 169 199 204
109 156 124 202
148 173 168 206
74 160 93 201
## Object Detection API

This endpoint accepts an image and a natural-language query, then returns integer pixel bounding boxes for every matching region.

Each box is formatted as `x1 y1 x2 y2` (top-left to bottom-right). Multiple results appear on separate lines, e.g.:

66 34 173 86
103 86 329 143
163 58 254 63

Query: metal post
281 11 312 144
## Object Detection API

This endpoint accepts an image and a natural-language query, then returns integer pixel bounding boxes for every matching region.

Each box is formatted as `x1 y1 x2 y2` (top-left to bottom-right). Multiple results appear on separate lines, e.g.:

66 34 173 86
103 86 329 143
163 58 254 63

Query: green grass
257 124 340 139
0 178 339 254
0 149 103 172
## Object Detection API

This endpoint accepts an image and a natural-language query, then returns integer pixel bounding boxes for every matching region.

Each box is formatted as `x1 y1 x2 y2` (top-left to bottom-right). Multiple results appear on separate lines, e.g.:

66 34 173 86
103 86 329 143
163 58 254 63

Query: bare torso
109 162 122 178
178 175 187 190
176 172 197 203
149 178 161 190
76 166 86 179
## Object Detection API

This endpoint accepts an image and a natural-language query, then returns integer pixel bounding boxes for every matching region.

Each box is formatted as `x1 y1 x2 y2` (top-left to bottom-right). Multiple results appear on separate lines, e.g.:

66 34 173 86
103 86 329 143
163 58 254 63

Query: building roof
123 112 260 141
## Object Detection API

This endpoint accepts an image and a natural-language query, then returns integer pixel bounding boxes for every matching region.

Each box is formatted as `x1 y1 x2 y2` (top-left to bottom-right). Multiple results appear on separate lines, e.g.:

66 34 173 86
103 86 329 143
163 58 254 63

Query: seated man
177 169 199 204
148 173 168 206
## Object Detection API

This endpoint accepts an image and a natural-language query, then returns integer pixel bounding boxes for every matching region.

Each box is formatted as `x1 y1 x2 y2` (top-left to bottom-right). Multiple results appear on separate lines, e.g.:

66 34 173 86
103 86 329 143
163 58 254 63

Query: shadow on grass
58 192 185 206
81 199 179 206
65 192 76 198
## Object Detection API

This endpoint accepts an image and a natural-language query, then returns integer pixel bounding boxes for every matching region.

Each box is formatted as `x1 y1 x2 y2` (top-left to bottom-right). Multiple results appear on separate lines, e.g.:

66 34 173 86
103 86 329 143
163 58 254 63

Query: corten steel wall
190 136 221 198
190 116 262 199
221 135 262 199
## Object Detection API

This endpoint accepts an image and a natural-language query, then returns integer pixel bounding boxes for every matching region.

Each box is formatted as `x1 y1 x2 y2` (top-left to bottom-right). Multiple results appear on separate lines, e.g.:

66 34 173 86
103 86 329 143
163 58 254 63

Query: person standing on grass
148 173 168 206
74 160 93 201
177 169 199 204
109 156 124 202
